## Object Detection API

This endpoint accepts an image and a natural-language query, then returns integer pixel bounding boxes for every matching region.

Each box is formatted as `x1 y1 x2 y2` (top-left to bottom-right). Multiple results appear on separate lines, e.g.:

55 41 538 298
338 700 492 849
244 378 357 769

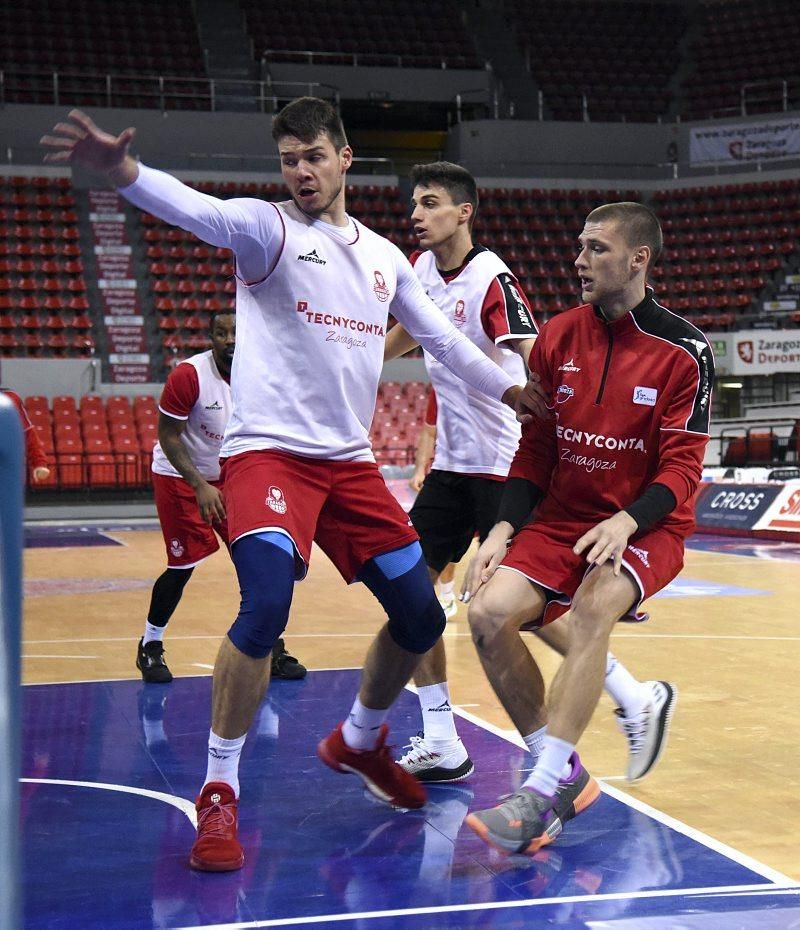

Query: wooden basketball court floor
19 520 800 928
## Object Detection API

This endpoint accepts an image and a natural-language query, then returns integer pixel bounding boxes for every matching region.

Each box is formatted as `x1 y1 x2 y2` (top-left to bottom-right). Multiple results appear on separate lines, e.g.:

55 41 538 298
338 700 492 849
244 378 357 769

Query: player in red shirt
2 389 51 484
463 201 713 856
139 312 305 685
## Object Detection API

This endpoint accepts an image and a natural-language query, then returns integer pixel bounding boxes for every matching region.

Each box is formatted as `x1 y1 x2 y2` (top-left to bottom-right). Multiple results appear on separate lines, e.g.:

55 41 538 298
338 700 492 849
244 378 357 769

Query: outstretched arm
41 109 281 282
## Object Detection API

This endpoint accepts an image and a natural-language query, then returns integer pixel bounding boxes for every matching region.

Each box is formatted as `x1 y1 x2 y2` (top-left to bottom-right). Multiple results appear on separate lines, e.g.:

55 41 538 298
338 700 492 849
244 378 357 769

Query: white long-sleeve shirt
121 166 517 460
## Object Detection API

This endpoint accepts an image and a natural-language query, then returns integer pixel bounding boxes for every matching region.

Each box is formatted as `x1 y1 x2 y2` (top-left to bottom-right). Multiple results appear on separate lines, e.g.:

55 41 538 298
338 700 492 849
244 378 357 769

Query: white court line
22 654 99 659
171 883 800 930
20 778 197 826
439 697 796 886
22 631 800 645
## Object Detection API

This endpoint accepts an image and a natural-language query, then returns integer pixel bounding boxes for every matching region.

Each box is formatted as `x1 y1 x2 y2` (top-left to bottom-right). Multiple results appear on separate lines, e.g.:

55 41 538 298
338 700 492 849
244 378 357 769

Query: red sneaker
189 781 245 872
318 723 427 810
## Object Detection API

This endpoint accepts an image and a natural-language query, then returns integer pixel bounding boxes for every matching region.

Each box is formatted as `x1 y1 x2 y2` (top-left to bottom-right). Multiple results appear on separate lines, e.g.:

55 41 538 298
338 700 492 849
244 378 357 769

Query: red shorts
220 449 419 582
152 472 229 568
501 516 685 626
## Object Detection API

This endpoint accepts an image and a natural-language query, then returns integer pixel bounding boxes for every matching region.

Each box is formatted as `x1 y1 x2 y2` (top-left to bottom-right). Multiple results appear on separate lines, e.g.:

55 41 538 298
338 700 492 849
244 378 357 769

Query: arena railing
260 50 489 71
0 68 339 114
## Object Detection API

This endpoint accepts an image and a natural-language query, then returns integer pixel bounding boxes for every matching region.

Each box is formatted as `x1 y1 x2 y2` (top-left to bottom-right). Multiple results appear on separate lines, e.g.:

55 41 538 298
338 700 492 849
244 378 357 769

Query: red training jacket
511 289 713 538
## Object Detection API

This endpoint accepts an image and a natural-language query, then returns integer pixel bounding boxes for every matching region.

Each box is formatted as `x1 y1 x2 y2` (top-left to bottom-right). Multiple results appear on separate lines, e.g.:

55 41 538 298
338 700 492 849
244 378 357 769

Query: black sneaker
270 638 307 680
136 637 173 684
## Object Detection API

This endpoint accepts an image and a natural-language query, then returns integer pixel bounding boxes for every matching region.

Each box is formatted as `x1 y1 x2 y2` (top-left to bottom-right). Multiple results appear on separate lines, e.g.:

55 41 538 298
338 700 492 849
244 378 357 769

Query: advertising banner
732 331 800 375
689 116 800 166
89 191 151 382
754 483 800 534
694 483 784 531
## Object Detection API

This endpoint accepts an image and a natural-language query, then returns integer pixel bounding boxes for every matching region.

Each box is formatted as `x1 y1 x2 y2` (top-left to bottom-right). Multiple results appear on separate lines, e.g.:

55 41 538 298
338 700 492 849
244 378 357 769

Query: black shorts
409 469 506 573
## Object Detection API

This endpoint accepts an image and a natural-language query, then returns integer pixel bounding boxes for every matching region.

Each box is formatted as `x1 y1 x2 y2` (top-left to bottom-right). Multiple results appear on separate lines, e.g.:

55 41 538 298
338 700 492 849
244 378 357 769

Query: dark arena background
1 0 799 926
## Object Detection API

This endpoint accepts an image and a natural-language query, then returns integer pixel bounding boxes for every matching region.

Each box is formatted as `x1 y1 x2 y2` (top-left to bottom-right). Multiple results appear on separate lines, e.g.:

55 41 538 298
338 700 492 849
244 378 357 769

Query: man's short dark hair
271 96 348 151
210 310 235 331
586 202 663 268
410 161 479 226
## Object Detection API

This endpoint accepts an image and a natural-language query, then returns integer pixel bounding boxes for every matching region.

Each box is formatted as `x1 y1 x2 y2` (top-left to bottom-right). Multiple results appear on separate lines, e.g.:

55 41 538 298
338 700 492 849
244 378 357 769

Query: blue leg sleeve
358 542 445 654
228 532 295 659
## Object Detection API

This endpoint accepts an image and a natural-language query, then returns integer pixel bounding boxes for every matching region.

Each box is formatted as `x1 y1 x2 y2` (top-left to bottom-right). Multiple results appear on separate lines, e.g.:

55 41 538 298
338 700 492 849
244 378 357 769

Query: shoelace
618 709 650 753
399 735 439 765
143 643 166 665
197 800 237 837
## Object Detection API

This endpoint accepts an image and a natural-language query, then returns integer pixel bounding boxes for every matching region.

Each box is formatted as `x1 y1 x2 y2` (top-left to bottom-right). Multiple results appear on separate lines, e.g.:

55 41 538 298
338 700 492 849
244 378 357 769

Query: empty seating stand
0 175 96 358
25 393 159 491
370 380 428 466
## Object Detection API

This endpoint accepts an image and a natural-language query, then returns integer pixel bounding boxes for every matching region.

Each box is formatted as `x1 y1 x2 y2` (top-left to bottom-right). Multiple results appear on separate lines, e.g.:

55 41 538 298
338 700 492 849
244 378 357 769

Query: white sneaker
396 734 474 783
615 680 677 781
438 594 458 620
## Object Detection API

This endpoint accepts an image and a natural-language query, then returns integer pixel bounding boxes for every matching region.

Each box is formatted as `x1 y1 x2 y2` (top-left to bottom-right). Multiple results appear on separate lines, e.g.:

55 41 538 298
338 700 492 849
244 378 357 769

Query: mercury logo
627 545 650 567
297 248 326 265
558 358 581 372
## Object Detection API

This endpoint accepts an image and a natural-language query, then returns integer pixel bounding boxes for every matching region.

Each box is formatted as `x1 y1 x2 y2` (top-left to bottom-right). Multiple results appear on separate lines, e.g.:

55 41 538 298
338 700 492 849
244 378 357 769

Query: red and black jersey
511 289 713 538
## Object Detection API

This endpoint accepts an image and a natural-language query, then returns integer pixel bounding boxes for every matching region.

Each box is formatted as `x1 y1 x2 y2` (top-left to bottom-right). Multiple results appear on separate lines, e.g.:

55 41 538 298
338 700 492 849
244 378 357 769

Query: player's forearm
496 477 545 534
159 434 207 489
384 323 419 361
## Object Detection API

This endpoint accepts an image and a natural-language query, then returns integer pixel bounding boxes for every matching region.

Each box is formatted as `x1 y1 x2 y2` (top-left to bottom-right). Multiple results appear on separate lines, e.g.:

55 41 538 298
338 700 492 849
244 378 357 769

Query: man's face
210 314 235 371
410 183 469 250
278 132 352 218
575 219 644 305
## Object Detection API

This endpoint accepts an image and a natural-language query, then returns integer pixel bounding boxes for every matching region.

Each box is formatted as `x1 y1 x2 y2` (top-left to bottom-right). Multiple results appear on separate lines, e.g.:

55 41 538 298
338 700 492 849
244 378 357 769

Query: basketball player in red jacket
462 201 714 856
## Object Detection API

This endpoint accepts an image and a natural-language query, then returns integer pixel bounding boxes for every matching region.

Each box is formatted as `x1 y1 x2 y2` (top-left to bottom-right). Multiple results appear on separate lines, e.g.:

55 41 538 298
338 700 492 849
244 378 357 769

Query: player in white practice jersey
42 100 547 872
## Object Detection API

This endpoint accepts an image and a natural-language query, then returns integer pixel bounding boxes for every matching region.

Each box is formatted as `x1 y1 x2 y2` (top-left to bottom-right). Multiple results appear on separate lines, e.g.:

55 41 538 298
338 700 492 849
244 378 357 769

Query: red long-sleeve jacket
2 389 50 471
510 290 713 538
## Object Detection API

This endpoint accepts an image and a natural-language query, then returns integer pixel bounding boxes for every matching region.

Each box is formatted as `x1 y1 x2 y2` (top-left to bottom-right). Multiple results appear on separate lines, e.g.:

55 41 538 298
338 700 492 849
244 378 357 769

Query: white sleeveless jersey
152 350 231 480
415 249 527 476
223 202 398 461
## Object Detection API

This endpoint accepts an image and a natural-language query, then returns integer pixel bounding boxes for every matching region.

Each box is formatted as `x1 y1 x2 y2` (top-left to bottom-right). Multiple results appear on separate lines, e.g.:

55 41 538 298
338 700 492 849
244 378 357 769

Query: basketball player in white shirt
42 100 548 872
385 163 676 797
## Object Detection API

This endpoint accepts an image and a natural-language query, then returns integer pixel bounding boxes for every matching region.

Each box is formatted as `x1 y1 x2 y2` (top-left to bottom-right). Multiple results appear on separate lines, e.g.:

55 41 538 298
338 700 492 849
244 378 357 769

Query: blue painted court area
21 670 798 929
24 525 128 548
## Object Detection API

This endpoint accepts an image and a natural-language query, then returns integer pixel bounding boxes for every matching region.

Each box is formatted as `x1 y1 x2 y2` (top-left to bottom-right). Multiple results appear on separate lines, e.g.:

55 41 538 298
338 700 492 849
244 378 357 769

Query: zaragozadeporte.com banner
690 116 800 166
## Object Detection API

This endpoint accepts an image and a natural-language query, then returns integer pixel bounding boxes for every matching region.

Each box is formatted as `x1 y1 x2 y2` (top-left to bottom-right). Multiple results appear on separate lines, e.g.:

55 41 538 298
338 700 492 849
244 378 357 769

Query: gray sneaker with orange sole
465 752 600 856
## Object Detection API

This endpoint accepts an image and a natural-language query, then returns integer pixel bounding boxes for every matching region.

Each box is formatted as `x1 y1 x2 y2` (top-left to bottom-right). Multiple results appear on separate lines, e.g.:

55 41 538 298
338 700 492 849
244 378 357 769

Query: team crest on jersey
266 486 287 514
556 384 574 403
372 270 390 302
169 538 185 558
453 299 467 327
